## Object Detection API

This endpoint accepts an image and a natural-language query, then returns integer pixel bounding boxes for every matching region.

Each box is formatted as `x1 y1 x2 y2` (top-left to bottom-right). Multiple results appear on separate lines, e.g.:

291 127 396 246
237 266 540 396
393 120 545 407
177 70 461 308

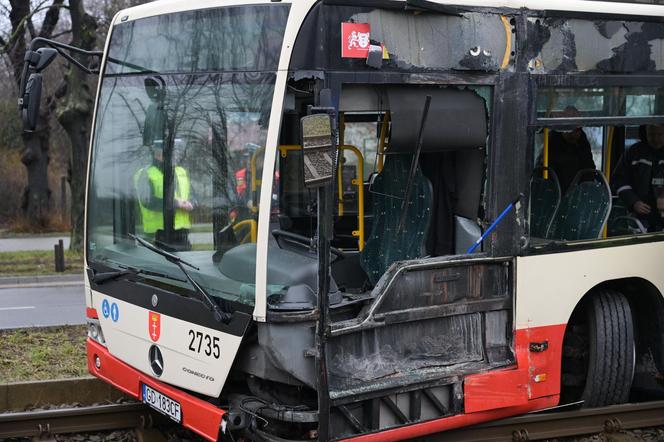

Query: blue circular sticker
101 299 110 318
110 302 119 322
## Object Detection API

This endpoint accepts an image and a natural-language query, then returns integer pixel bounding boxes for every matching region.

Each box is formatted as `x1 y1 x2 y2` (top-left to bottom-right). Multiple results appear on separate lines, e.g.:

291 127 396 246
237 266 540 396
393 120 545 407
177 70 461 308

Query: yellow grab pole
602 126 615 239
338 114 346 216
275 144 365 250
339 145 365 251
250 147 266 213
605 126 614 184
232 219 258 243
378 112 390 173
278 145 301 158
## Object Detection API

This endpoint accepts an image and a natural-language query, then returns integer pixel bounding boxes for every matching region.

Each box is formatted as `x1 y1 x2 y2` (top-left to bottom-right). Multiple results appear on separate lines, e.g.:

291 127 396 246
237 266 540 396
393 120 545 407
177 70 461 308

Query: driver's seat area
359 154 432 285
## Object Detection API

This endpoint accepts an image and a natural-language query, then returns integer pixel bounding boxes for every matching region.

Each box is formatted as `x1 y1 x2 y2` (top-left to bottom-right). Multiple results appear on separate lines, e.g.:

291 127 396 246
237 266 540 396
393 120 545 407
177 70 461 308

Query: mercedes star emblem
149 345 164 377
151 294 158 307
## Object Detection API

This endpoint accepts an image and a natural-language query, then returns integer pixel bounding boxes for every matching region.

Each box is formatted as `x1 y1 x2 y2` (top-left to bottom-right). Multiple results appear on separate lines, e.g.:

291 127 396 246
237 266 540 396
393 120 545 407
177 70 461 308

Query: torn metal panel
329 314 484 384
349 9 508 71
327 257 514 399
528 17 664 73
290 3 513 73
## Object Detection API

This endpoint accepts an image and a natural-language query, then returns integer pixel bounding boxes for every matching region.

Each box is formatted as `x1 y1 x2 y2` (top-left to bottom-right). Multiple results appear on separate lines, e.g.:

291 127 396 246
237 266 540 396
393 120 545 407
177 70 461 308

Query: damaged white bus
18 0 664 440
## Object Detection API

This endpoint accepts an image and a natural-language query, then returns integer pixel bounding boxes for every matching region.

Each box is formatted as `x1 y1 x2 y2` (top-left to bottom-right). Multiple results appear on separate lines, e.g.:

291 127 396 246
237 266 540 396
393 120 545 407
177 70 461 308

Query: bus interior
529 86 664 243
275 84 488 292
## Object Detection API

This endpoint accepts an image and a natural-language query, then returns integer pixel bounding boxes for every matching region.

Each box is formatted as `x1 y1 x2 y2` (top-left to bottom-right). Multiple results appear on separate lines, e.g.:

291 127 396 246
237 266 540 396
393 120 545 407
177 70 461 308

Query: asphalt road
0 236 70 253
0 232 212 253
0 283 86 330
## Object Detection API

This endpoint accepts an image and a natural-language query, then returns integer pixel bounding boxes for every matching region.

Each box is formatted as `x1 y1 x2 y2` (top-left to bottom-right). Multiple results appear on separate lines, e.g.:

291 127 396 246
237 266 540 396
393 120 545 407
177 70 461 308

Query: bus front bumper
87 338 224 442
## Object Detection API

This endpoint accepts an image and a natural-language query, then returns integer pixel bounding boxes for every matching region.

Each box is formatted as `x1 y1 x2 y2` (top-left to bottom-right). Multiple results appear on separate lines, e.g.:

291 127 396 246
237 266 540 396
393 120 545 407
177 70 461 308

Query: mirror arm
19 37 103 100
30 38 102 75
29 37 103 61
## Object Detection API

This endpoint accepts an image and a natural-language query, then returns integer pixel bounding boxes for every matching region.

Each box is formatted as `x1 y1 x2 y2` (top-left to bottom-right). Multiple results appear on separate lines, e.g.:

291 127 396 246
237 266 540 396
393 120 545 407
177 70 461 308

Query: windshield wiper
129 234 232 323
90 265 185 285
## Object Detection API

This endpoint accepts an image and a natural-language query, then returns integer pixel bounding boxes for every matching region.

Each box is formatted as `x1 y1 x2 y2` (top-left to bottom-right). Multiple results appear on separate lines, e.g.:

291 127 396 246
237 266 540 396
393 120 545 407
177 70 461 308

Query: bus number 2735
187 330 220 359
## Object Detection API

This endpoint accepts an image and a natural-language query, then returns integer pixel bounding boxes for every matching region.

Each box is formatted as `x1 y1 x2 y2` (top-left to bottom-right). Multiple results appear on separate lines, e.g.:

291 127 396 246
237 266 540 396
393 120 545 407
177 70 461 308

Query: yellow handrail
278 145 301 158
278 143 365 251
602 126 615 239
233 219 257 243
249 147 266 214
338 145 365 251
250 147 266 193
338 114 347 215
500 16 512 70
378 112 390 173
604 126 614 184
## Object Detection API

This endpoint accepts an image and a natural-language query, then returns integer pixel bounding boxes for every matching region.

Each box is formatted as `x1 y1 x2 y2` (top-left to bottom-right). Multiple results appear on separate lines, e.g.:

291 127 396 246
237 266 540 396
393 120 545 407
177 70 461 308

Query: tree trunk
57 96 89 251
56 0 97 252
20 119 52 224
7 0 64 226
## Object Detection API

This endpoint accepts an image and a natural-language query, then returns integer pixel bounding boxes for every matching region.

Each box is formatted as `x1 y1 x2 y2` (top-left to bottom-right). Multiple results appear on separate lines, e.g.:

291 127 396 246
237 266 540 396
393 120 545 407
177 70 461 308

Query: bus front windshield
87 4 289 306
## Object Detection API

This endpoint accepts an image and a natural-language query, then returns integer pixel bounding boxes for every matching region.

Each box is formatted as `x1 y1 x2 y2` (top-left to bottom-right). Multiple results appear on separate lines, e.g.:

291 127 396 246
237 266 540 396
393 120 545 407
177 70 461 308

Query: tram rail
0 402 158 439
0 400 663 441
426 400 664 441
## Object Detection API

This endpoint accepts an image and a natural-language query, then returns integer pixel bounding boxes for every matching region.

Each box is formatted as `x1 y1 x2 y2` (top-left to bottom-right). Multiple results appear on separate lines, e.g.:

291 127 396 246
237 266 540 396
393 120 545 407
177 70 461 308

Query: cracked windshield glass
87 4 289 306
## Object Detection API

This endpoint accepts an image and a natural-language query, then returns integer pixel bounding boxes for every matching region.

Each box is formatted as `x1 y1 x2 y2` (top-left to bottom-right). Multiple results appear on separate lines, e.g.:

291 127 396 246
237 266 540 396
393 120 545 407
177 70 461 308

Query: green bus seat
529 167 561 238
607 198 647 235
547 169 612 241
360 154 432 286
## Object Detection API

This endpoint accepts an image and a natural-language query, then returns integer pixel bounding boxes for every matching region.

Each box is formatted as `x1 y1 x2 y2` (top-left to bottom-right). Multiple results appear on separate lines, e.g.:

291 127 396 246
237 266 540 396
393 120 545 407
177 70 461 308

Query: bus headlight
87 319 106 346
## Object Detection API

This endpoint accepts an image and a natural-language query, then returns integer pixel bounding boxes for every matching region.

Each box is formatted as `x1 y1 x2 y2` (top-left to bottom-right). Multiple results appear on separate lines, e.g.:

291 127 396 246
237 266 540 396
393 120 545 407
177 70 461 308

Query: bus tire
580 289 635 407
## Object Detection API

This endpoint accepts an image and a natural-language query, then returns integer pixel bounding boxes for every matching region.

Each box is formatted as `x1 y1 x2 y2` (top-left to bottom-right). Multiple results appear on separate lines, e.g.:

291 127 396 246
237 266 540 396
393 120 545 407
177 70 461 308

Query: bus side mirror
32 48 58 72
300 113 337 188
18 48 58 133
21 73 43 132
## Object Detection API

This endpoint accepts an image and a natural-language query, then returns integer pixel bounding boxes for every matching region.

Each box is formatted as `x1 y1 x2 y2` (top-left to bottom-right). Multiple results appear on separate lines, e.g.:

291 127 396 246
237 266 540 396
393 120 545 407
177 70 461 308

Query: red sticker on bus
342 23 371 58
149 311 161 342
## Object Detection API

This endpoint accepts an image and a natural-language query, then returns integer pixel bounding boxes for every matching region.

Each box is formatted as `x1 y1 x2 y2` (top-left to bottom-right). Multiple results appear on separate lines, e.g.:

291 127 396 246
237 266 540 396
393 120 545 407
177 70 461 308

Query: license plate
142 383 182 423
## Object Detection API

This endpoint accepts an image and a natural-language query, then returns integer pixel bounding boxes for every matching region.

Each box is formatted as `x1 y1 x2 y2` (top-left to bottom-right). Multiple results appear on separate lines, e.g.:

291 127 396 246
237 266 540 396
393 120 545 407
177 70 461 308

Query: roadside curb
0 274 83 288
0 377 128 411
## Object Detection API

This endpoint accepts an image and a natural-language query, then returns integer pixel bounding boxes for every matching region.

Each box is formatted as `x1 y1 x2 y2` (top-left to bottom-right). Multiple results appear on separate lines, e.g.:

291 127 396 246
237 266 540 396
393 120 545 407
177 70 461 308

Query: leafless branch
38 0 65 39
27 18 36 39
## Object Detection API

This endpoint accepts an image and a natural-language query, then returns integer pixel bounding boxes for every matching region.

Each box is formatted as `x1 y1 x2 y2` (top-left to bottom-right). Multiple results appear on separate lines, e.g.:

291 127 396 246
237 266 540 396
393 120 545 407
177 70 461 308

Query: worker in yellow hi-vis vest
134 144 193 250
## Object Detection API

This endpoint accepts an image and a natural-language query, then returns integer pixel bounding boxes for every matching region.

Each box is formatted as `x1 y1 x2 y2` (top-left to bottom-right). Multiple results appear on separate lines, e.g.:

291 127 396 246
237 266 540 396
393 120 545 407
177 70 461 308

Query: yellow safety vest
134 165 191 234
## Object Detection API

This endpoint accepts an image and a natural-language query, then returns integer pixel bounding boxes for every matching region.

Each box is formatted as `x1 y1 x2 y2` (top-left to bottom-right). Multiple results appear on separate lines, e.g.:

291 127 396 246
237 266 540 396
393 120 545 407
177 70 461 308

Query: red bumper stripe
87 339 224 441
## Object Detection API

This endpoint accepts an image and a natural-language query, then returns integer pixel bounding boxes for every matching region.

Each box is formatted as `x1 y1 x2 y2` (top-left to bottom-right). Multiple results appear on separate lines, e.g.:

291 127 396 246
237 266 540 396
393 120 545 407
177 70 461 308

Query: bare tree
0 0 65 225
54 0 97 251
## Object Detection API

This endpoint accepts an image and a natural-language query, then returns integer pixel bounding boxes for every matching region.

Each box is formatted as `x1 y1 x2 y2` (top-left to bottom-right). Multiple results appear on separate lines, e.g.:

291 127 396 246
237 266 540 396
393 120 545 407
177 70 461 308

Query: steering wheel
272 229 346 259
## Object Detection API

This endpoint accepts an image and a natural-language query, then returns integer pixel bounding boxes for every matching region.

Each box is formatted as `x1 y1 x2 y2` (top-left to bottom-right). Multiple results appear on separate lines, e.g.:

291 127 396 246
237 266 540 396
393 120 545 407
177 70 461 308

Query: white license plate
142 384 182 423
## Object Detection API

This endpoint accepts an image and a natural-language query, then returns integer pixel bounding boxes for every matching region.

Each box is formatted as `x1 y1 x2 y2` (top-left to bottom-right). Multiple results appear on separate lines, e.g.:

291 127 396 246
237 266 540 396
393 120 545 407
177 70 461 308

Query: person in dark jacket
537 106 596 195
612 124 664 230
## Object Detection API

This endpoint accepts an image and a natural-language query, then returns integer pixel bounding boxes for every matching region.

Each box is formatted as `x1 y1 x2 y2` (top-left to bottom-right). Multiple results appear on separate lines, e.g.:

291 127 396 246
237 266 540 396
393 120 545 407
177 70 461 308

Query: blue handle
466 196 521 254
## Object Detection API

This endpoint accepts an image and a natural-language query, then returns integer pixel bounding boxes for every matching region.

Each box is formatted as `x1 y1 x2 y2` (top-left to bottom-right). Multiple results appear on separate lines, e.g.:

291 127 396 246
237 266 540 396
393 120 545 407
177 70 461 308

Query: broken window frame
524 74 664 252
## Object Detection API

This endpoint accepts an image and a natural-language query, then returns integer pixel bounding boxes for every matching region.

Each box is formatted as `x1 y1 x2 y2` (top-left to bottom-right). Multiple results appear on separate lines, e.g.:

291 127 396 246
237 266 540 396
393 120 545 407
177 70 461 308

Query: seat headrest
386 87 487 153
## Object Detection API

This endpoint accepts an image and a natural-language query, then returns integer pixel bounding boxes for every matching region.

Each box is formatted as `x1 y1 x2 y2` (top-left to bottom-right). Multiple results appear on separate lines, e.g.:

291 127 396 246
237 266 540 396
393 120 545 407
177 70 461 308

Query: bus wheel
580 289 635 407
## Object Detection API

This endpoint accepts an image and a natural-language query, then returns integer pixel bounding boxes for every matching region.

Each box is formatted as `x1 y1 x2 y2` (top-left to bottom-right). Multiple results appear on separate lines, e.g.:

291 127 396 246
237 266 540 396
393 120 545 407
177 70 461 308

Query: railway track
427 400 664 441
0 400 663 441
0 402 159 439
